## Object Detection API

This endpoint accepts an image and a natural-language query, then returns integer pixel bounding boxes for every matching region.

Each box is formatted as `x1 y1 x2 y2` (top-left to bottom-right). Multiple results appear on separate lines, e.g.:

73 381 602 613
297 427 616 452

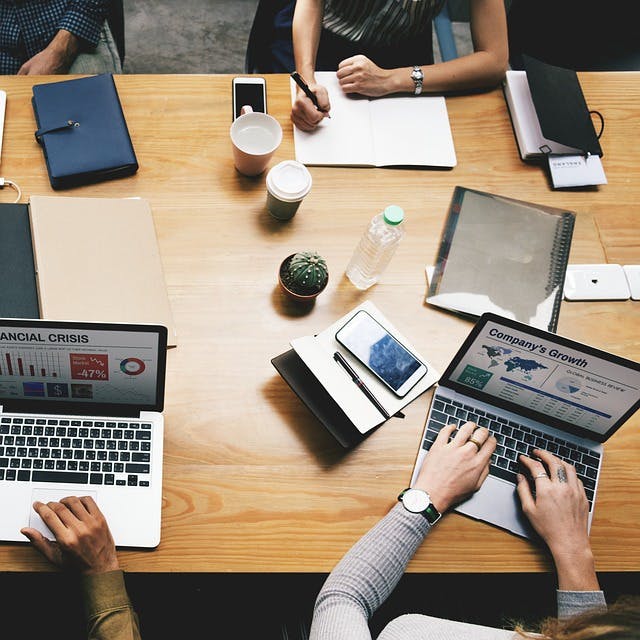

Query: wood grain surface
0 73 638 572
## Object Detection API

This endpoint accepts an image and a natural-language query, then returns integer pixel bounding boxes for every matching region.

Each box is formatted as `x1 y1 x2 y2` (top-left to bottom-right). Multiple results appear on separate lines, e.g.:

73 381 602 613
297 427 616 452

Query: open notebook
291 72 456 168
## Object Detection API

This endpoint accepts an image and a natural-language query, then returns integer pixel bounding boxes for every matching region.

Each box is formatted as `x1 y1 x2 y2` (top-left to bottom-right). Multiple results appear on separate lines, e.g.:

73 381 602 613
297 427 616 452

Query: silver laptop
0 318 167 548
411 313 640 538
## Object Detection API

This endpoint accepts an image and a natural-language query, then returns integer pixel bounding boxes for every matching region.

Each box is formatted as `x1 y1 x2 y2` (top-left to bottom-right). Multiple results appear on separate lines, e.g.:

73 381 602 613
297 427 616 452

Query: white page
291 301 439 434
291 72 374 166
370 95 456 167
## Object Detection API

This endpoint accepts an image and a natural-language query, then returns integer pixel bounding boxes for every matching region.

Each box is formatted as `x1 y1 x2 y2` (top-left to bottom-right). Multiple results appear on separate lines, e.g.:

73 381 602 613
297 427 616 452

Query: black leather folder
32 74 138 189
271 349 367 448
0 203 39 319
523 55 602 157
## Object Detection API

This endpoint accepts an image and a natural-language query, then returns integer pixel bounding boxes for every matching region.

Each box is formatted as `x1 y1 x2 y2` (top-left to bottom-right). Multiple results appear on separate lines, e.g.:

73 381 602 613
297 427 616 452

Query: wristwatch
411 66 424 95
398 488 441 524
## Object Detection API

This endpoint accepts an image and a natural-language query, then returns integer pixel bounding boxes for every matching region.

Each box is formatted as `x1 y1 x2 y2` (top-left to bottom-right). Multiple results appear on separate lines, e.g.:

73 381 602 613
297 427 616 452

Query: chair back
107 0 126 65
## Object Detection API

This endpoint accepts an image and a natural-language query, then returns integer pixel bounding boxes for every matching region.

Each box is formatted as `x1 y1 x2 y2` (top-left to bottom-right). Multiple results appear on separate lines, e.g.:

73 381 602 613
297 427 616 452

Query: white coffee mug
230 105 283 176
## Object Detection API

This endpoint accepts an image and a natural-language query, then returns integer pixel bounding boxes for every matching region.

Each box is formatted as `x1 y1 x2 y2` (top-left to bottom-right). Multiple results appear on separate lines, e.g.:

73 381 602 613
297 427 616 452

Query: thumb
21 527 62 566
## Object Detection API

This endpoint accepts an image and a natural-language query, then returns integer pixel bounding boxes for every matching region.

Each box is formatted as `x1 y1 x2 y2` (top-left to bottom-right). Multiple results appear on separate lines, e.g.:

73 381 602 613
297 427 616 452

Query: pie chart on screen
120 358 145 375
555 377 581 395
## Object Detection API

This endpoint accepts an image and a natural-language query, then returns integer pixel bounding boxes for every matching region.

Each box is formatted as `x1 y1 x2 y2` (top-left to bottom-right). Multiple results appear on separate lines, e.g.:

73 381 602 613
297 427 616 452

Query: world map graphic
480 344 548 380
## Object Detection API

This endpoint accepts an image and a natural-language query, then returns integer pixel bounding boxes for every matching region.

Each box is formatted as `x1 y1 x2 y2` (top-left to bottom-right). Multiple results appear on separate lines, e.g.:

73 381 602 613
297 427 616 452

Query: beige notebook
29 195 177 347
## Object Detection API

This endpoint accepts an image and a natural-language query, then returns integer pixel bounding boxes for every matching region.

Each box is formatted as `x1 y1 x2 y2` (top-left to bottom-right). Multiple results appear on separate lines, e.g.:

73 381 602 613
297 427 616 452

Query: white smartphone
335 310 427 397
232 76 266 121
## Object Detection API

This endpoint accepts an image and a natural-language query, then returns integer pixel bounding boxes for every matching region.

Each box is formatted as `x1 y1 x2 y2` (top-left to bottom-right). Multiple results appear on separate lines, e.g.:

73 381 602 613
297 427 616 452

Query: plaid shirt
0 1 109 74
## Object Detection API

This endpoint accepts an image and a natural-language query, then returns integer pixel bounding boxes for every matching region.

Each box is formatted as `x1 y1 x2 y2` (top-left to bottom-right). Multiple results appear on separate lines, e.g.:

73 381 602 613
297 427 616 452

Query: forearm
355 0 508 97
46 29 82 69
552 545 605 619
292 0 324 81
379 50 508 96
552 547 600 592
419 0 508 94
310 504 431 640
82 571 142 640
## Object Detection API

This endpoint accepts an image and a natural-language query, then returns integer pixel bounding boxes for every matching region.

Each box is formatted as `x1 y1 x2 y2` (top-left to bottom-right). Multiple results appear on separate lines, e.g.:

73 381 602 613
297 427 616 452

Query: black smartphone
335 310 427 397
232 76 267 120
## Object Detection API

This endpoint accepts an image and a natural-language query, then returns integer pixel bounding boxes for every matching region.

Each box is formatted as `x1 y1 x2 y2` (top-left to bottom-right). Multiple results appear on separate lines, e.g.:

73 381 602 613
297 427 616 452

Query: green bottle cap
383 205 404 225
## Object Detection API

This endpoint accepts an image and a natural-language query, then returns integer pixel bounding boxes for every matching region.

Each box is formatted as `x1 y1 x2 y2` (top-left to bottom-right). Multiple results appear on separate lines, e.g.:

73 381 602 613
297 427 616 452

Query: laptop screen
442 314 640 442
0 320 167 416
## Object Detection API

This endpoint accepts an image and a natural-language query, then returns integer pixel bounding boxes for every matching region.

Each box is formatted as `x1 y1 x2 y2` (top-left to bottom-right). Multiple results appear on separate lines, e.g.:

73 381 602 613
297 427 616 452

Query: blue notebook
32 74 138 190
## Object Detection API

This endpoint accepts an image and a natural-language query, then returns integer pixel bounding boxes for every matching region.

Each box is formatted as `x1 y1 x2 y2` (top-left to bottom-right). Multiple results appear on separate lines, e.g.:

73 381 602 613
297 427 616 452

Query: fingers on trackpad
28 489 97 540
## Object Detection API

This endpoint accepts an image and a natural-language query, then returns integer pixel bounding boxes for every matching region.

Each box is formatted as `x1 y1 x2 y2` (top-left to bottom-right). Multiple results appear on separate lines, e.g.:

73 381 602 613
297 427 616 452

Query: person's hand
336 55 394 97
517 450 590 556
414 422 496 513
291 82 331 131
20 496 119 575
517 449 599 591
17 30 79 75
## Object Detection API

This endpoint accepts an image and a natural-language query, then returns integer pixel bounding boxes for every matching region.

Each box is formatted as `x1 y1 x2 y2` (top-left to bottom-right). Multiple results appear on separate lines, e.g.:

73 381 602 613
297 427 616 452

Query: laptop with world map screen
410 313 640 538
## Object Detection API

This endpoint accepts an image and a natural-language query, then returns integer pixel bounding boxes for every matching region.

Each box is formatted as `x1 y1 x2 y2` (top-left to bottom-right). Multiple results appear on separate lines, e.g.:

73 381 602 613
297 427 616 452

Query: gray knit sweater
310 504 606 640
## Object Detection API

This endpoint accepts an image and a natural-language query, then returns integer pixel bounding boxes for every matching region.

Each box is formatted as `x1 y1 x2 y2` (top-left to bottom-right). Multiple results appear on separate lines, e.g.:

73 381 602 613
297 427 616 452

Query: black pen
333 351 390 420
290 71 331 117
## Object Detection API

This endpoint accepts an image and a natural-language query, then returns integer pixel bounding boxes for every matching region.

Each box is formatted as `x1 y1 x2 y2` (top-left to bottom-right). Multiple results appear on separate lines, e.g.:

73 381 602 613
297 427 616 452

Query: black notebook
32 74 138 189
426 187 575 333
271 349 366 448
0 203 39 319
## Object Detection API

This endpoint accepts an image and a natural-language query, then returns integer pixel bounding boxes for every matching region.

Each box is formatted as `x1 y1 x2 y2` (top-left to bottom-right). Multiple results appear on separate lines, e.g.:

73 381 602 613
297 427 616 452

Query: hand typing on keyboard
517 449 599 592
20 495 119 575
414 421 497 513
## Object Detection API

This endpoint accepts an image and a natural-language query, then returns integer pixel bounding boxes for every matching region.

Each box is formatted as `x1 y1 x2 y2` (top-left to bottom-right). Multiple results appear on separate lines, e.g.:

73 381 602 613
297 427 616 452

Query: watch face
402 488 430 513
412 68 423 81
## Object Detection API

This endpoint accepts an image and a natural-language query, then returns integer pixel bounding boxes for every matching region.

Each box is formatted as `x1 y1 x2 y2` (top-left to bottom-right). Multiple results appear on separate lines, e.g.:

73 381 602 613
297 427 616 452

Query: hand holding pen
290 72 331 132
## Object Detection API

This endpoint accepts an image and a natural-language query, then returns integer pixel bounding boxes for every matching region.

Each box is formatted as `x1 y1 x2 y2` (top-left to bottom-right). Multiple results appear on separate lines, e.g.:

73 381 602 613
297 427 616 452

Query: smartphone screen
335 310 427 396
233 78 266 120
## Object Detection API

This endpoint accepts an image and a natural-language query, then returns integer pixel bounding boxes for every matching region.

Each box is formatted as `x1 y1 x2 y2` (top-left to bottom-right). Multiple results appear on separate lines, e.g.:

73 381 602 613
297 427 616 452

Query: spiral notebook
425 187 575 332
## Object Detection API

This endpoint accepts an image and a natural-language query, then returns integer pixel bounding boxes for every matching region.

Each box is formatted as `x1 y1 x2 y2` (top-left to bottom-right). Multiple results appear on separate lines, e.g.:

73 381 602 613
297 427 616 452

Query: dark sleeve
81 570 142 640
57 0 109 47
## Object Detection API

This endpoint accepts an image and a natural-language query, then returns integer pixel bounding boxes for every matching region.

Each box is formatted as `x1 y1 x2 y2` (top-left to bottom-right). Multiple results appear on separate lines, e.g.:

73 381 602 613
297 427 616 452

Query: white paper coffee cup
266 160 312 220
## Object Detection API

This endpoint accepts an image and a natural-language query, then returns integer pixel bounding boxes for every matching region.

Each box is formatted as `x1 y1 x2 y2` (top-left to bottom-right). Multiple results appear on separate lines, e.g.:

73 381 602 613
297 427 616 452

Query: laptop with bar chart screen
410 313 640 539
0 318 167 548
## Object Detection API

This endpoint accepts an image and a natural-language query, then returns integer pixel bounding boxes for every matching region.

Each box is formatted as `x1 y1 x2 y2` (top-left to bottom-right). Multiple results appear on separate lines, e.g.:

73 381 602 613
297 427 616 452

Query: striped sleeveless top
323 0 445 47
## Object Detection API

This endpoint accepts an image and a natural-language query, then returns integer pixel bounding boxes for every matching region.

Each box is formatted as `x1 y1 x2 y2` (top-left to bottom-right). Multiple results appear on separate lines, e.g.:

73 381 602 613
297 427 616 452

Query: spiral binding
546 212 576 331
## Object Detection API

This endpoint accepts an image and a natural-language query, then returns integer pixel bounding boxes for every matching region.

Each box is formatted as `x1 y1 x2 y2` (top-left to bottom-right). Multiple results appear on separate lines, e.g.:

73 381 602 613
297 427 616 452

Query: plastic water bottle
346 205 405 289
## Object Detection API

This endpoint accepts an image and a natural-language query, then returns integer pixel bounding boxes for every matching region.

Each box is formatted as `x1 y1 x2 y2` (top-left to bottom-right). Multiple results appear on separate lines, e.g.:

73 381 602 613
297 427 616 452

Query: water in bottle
346 205 405 289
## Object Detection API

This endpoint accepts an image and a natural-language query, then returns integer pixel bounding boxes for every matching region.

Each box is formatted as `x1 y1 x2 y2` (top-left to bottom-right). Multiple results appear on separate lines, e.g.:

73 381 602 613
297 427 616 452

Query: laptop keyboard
0 415 152 488
422 398 600 508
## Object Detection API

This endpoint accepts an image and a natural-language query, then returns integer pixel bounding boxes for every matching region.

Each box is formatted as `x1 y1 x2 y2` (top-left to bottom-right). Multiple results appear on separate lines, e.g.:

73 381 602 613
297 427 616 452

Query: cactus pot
278 252 329 302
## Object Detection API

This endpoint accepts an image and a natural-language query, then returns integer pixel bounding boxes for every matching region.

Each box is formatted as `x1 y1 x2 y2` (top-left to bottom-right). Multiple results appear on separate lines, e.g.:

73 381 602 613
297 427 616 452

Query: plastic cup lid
266 161 312 202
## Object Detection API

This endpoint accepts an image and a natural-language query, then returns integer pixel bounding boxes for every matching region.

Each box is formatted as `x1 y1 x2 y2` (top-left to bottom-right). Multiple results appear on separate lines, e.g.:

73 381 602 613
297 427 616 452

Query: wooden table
0 73 638 573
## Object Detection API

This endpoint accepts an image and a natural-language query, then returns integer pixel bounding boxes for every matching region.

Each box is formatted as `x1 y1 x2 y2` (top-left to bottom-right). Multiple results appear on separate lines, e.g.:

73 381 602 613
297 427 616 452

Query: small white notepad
291 72 456 168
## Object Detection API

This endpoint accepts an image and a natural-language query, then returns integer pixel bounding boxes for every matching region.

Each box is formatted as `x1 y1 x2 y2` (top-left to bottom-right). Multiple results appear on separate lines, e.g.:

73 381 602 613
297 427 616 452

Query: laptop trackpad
29 489 98 541
455 477 533 539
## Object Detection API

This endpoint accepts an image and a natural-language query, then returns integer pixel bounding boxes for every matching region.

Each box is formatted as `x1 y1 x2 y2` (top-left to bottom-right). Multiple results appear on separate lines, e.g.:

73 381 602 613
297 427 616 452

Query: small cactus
280 251 328 297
